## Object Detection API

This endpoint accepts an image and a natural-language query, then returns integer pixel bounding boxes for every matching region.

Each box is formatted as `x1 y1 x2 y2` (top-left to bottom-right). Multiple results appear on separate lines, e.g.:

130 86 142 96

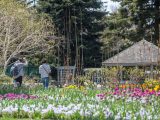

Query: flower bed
1 85 160 119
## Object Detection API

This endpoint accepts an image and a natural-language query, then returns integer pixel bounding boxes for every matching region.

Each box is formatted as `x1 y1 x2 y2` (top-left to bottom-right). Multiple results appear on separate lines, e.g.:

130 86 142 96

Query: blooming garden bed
0 84 160 120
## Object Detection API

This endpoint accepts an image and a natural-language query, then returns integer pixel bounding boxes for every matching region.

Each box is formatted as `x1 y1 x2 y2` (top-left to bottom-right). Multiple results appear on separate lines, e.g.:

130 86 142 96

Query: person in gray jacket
39 59 51 89
13 58 28 87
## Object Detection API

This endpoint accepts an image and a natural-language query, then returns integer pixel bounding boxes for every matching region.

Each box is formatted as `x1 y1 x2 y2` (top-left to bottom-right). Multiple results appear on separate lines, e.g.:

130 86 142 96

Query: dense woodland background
16 0 160 68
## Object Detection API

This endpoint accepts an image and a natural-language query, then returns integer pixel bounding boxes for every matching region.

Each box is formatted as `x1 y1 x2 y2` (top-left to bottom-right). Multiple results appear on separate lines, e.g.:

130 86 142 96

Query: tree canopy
2 0 159 69
37 0 107 68
101 0 160 61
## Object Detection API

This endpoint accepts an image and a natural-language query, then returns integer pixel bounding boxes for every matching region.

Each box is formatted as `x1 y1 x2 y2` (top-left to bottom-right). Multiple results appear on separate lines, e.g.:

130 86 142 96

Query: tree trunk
2 58 10 75
2 62 8 75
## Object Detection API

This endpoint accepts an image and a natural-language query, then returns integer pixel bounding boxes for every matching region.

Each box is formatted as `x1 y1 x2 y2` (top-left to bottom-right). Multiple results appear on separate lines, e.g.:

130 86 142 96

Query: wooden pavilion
102 39 160 67
102 39 160 81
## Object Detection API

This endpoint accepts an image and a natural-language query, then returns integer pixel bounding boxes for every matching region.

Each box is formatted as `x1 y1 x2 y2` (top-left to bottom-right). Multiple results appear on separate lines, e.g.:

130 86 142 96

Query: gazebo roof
102 39 160 66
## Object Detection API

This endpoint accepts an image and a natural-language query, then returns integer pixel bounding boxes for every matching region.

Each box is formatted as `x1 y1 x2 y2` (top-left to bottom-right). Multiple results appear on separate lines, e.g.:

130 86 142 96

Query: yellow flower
154 85 160 91
66 85 77 89
80 86 85 91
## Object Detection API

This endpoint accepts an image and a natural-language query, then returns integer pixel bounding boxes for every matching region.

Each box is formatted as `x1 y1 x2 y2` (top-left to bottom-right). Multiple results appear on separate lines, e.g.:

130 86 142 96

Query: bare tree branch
0 0 56 73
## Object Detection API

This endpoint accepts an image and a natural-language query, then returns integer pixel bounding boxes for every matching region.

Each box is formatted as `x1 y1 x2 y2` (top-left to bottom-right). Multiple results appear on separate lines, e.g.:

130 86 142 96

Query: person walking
39 59 51 89
12 58 28 87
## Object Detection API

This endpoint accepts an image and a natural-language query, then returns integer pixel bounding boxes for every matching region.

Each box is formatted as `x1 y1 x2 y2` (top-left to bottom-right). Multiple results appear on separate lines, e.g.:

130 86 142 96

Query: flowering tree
0 0 56 74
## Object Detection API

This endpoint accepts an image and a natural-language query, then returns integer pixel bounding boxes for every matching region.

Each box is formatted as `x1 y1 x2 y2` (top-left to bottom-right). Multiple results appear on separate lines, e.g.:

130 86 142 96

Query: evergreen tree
119 0 160 44
101 8 135 60
37 0 106 68
101 0 160 60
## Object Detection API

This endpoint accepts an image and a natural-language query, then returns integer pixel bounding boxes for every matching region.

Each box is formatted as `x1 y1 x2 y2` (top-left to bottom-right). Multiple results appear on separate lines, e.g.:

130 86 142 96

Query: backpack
10 65 19 77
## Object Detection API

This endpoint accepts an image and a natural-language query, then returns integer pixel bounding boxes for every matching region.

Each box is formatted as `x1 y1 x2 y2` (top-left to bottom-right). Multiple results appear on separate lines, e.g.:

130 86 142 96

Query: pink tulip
1 93 38 100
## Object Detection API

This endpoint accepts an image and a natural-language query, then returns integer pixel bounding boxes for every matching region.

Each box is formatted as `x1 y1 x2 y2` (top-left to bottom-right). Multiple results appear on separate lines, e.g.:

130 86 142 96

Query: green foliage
121 0 159 44
101 0 160 60
0 75 12 84
81 67 122 88
75 76 88 85
80 67 146 86
127 67 144 81
37 0 107 67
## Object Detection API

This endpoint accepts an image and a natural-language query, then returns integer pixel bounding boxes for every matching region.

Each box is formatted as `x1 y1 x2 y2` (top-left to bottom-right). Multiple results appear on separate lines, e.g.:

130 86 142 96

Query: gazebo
102 39 160 81
102 39 160 67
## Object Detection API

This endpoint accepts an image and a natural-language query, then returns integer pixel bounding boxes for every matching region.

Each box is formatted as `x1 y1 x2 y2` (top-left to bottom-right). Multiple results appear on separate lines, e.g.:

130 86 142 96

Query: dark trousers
15 76 23 86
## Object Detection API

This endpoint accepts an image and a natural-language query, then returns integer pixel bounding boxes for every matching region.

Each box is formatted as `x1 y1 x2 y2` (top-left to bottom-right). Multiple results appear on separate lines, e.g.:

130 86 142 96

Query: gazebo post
120 66 123 82
150 64 153 79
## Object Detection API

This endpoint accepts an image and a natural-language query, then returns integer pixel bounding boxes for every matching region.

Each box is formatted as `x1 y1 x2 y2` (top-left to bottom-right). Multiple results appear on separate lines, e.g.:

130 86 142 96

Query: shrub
144 79 160 91
0 75 12 84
